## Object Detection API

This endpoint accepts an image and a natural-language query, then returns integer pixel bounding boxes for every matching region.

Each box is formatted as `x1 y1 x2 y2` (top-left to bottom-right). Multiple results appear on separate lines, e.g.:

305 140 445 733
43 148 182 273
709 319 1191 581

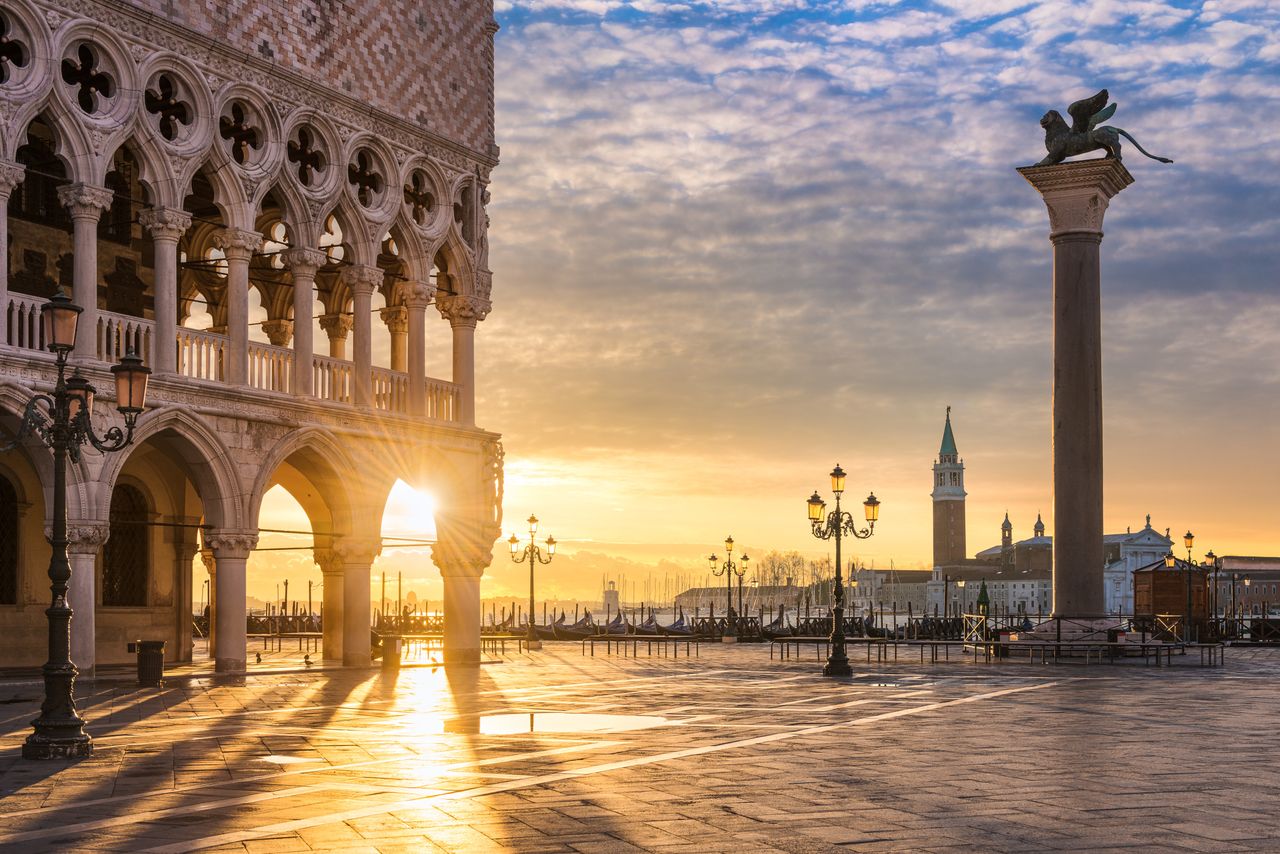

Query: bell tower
932 407 967 566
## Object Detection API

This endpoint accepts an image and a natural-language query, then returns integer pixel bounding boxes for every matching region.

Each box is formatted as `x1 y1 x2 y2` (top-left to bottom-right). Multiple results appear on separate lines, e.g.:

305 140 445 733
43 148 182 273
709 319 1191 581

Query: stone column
381 305 409 373
283 248 325 397
206 531 257 672
432 522 496 665
200 548 216 655
319 314 352 359
212 228 261 387
57 183 114 358
335 538 379 666
261 318 292 346
138 208 192 376
66 523 109 678
314 549 344 661
402 283 432 417
343 265 381 407
0 161 25 330
436 295 490 426
175 540 199 663
1018 159 1133 620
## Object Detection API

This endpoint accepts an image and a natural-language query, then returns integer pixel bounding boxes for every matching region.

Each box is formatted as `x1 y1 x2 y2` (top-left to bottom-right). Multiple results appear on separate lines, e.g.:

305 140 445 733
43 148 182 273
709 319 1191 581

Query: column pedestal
1018 159 1133 621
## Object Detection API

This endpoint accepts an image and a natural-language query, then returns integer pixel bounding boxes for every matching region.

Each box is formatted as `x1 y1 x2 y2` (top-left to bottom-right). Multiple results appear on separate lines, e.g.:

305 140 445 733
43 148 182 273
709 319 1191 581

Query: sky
254 0 1279 607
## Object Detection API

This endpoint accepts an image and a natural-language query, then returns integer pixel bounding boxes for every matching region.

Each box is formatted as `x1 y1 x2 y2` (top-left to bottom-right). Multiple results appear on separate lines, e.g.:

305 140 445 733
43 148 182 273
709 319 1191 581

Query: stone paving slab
0 644 1277 852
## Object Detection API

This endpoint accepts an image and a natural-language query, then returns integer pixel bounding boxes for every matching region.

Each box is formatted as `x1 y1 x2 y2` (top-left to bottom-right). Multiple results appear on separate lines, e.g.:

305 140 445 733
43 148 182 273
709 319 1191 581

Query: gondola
555 612 597 640
534 611 565 641
635 612 660 634
761 606 794 640
603 612 633 635
659 611 692 636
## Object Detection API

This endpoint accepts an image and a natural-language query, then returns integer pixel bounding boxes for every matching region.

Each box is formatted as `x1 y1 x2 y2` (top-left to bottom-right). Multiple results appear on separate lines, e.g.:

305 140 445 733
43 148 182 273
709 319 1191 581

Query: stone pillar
200 548 216 655
432 522 496 665
206 532 257 672
57 184 114 358
335 538 379 666
402 283 432 417
319 314 352 359
138 208 192 376
1018 159 1133 620
314 549 344 661
175 540 199 663
436 295 490 426
283 248 325 397
381 305 409 373
66 523 108 679
343 265 381 407
0 161 25 332
212 228 261 387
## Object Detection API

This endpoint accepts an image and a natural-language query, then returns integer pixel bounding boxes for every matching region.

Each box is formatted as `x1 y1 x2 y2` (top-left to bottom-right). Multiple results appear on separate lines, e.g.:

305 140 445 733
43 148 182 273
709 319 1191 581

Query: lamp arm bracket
537 551 555 566
1 397 55 451
81 421 131 454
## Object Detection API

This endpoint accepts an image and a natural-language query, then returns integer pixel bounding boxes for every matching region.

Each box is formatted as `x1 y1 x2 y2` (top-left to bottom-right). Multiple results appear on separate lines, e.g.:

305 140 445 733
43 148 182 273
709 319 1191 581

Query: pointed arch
247 427 360 541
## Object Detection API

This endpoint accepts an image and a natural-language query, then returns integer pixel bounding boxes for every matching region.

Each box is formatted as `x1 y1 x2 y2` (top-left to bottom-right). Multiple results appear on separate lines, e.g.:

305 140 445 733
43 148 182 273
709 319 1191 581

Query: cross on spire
0 13 29 84
348 150 383 207
287 126 325 186
61 44 114 114
403 171 434 224
145 74 191 141
219 102 261 165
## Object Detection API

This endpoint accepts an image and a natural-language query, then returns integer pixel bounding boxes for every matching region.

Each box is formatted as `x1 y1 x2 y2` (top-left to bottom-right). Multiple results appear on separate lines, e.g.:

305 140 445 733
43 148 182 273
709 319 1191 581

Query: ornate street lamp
1204 549 1218 620
2 290 150 759
509 515 555 651
1184 530 1196 642
708 536 749 640
805 464 879 677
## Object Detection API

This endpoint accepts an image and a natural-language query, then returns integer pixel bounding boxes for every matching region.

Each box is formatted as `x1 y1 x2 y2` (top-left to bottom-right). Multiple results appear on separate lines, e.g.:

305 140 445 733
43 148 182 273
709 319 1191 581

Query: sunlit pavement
1 645 1279 853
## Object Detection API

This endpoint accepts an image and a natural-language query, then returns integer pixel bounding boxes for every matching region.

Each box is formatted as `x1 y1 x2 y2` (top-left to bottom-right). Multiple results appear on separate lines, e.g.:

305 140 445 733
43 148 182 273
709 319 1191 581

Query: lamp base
22 734 93 760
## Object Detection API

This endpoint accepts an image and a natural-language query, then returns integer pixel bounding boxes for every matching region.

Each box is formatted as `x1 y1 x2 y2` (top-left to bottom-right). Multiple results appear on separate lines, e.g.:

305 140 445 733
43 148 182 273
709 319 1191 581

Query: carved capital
319 314 353 339
281 248 327 279
57 183 114 219
0 161 25 195
341 264 383 296
401 281 434 310
332 537 381 567
59 523 110 555
140 208 192 242
138 207 192 242
261 318 294 346
212 227 262 261
379 305 408 334
205 530 258 559
1017 160 1133 239
436 294 490 327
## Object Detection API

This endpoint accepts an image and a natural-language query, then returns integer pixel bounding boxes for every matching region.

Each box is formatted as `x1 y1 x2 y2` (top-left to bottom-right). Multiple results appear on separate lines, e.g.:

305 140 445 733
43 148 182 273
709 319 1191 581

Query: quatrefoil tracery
61 44 115 114
287 126 325 187
404 170 435 225
0 13 29 85
348 149 383 208
219 101 261 166
145 74 192 141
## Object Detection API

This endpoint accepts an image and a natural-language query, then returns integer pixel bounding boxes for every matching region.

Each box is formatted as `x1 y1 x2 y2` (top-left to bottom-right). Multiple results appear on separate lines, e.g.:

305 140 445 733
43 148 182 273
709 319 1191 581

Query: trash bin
382 636 402 671
128 640 166 686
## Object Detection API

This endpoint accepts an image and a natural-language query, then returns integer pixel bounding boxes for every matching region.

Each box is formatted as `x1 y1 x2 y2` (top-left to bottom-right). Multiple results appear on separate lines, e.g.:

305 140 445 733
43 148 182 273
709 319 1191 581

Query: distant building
1215 556 1280 616
674 584 804 615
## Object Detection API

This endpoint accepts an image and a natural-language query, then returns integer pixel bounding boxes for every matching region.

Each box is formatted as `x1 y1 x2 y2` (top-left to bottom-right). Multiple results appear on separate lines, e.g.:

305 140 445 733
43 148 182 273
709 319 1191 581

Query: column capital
0 160 24 194
138 207 192 242
57 182 113 219
319 314 353 339
341 264 383 295
205 530 258 559
332 537 382 567
281 247 328 277
61 522 110 555
261 318 294 346
1017 159 1133 239
211 227 262 261
436 294 491 327
380 305 409 334
401 281 434 309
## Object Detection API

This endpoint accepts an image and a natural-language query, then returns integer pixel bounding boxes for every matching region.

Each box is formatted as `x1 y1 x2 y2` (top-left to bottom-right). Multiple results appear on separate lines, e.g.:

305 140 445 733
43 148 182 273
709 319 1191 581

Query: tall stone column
212 228 261 387
314 549 345 661
436 295 490 427
402 282 432 417
66 523 109 679
343 265 381 407
57 184 113 358
0 161 25 331
381 305 409 373
175 541 199 663
1018 159 1133 620
335 538 379 666
432 520 496 665
207 532 257 672
138 208 192 376
319 314 352 359
283 248 325 397
200 548 216 655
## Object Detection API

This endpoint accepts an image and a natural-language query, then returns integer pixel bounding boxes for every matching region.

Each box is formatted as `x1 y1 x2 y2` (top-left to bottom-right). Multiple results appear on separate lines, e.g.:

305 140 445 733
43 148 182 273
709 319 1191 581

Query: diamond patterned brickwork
120 0 496 152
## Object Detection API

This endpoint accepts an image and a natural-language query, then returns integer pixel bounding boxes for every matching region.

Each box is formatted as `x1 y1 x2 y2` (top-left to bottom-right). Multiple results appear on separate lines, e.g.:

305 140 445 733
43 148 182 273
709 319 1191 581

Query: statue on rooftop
1034 89 1173 167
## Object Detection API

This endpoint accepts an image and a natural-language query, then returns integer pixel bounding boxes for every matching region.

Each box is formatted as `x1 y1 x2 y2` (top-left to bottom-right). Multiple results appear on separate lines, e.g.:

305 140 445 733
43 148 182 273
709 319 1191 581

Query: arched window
103 484 148 606
0 476 17 605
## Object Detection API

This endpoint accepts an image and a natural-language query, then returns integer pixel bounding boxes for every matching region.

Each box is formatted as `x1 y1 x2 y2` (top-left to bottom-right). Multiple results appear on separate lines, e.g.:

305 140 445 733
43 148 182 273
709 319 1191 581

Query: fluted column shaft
284 248 325 398
213 229 261 387
58 184 114 358
139 208 192 376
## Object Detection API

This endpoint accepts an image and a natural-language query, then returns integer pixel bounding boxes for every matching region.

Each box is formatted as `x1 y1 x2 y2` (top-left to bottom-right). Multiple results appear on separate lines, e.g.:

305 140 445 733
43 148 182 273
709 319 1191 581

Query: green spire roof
940 406 958 456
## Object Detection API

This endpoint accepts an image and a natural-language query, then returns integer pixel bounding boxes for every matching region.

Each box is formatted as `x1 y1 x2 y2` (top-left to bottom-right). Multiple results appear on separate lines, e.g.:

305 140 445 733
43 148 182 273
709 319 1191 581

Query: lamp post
708 537 749 640
508 515 555 651
806 464 880 677
1184 530 1196 642
1244 575 1252 616
956 578 967 616
1 290 151 759
1204 549 1218 620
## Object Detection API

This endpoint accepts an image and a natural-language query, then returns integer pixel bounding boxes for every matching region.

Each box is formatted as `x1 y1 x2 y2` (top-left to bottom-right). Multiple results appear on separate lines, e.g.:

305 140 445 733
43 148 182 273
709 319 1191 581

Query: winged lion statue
1035 89 1173 167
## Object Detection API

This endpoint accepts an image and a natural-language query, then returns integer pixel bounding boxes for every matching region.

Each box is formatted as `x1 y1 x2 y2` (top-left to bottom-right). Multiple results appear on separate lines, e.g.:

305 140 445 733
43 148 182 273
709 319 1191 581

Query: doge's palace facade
0 0 503 671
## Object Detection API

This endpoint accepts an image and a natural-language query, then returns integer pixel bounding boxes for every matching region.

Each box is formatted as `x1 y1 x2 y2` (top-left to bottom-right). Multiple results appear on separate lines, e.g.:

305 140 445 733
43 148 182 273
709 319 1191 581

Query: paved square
1 645 1278 852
